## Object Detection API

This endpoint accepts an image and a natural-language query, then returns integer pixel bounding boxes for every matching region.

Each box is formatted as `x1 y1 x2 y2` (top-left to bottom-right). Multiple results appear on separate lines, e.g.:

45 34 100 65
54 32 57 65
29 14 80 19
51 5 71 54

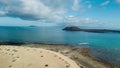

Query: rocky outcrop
63 26 120 33
63 26 81 31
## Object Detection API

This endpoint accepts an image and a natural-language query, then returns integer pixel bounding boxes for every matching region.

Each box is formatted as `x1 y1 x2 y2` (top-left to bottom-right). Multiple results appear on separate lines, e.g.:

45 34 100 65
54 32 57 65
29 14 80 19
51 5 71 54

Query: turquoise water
0 26 120 64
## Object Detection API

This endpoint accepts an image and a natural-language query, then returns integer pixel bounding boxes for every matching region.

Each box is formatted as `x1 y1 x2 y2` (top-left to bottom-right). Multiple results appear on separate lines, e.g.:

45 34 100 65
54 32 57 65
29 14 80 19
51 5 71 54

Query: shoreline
23 44 118 68
0 42 119 68
0 41 77 45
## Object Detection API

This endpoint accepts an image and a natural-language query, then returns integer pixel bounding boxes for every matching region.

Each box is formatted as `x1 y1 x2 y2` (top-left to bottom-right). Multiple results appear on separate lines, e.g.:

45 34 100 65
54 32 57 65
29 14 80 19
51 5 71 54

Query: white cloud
116 0 120 4
0 0 94 23
63 16 120 29
73 1 92 12
88 4 92 9
0 0 69 22
21 0 52 18
0 11 6 16
63 16 115 28
100 0 110 7
64 16 99 24
72 0 80 11
0 0 115 28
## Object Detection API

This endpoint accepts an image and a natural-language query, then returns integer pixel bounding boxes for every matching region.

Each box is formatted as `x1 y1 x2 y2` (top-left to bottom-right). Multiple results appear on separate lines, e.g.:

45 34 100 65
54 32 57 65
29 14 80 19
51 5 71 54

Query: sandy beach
0 44 116 68
0 45 80 68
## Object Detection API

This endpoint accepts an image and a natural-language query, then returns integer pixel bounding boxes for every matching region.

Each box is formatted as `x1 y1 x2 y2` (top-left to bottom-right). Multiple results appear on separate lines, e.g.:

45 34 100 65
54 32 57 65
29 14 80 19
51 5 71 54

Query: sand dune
0 46 80 68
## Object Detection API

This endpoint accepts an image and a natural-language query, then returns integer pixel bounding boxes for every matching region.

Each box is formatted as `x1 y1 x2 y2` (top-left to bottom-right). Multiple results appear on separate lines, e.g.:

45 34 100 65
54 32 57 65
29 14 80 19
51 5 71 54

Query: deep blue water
0 26 120 64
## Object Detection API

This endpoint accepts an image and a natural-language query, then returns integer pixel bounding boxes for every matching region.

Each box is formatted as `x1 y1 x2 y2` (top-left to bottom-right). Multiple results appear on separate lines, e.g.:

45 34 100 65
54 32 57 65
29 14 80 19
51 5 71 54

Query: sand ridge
0 46 80 68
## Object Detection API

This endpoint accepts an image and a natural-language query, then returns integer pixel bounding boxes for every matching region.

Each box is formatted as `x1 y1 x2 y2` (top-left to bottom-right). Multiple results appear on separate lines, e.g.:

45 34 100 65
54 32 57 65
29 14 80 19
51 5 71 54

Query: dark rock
63 26 120 33
29 25 36 27
63 26 81 31
79 48 91 57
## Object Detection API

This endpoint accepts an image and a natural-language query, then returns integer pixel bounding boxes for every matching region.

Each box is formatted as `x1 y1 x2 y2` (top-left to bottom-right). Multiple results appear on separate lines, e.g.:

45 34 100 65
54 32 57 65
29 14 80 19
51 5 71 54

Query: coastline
0 42 118 68
23 44 118 68
0 45 80 68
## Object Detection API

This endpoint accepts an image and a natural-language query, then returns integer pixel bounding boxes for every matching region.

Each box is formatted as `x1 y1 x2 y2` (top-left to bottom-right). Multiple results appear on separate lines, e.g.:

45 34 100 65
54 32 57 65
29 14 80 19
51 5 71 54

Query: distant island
29 25 37 27
63 26 120 33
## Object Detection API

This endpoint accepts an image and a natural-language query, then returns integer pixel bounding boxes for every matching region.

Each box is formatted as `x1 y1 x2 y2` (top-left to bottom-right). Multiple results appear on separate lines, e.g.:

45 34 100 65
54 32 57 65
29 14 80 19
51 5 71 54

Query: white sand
0 46 80 68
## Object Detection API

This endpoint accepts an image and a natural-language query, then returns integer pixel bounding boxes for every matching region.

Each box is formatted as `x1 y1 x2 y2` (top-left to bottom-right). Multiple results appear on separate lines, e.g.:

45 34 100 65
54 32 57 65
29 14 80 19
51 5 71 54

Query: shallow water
0 26 120 64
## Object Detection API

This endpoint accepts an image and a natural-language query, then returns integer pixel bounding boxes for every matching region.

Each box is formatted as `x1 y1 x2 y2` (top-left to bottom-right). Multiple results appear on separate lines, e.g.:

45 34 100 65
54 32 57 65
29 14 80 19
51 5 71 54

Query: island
29 25 37 27
63 26 120 33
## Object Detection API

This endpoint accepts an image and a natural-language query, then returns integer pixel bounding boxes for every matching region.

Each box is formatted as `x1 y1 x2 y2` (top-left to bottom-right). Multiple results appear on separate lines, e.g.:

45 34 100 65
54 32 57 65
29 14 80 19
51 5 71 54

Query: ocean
0 26 120 65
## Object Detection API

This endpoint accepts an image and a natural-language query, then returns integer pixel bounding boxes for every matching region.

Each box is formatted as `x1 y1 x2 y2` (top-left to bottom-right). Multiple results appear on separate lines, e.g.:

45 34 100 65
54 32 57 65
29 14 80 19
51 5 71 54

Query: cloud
84 1 92 9
1 0 113 27
0 0 94 23
64 16 99 24
72 0 80 11
63 16 119 29
116 0 120 4
0 11 6 16
71 0 93 13
0 0 69 22
100 0 110 7
88 4 92 9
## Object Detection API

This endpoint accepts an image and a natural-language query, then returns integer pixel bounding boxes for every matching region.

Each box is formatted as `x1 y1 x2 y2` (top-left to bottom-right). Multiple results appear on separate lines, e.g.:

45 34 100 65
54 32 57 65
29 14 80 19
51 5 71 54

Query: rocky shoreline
0 43 119 68
26 44 120 68
26 44 119 68
0 42 116 68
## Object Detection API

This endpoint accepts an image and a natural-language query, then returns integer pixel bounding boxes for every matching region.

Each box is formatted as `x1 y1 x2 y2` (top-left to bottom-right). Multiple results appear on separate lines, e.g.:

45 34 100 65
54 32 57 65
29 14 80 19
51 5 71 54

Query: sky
0 0 120 28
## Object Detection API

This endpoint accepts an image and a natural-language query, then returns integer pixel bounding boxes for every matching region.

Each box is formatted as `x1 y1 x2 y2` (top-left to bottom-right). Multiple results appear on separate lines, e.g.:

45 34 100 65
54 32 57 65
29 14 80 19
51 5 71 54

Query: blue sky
0 0 120 28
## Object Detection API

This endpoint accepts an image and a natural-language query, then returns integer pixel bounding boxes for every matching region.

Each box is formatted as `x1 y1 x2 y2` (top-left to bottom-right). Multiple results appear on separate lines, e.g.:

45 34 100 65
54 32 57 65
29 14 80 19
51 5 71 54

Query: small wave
78 42 89 45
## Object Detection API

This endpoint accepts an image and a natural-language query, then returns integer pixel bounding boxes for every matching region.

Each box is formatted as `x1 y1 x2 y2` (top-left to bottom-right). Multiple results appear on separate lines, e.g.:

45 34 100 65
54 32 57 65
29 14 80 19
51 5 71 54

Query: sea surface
0 26 120 65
